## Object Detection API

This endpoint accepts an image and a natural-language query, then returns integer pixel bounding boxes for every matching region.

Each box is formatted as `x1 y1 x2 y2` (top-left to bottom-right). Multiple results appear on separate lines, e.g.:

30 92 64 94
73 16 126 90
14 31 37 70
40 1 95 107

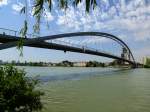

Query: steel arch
38 32 135 63
0 32 136 66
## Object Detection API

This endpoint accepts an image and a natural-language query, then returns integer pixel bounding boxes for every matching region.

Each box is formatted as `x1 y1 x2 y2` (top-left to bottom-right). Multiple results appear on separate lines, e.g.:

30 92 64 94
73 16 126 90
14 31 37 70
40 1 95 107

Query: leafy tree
0 65 44 112
86 61 105 67
144 58 150 68
146 58 150 66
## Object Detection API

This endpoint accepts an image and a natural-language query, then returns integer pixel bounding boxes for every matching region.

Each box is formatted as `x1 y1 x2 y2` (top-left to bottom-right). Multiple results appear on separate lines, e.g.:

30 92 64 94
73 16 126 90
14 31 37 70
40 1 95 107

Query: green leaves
0 65 44 112
33 0 44 16
86 0 97 12
18 20 28 56
47 0 52 11
59 0 68 10
21 0 98 35
32 0 46 34
33 0 98 16
18 0 29 56
20 6 26 14
73 0 82 6
20 20 28 37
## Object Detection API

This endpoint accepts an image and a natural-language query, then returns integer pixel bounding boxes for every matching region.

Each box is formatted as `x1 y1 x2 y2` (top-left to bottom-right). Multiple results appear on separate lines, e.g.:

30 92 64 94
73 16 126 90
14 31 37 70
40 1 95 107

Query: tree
0 65 44 112
108 60 122 66
86 61 105 67
144 58 150 68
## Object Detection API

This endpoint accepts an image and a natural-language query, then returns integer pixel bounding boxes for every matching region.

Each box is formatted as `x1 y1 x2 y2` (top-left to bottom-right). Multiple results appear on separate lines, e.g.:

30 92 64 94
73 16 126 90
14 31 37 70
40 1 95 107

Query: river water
20 67 150 112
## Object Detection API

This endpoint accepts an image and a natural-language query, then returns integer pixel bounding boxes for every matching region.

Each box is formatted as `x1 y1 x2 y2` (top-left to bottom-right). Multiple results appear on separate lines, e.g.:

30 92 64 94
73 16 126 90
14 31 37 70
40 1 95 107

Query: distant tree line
0 59 128 67
108 60 122 66
0 60 52 67
56 60 74 67
144 58 150 68
86 61 105 67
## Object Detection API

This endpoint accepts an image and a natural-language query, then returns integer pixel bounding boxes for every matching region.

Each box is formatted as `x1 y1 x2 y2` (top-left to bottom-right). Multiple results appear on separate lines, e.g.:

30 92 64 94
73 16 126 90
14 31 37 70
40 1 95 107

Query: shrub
0 65 44 112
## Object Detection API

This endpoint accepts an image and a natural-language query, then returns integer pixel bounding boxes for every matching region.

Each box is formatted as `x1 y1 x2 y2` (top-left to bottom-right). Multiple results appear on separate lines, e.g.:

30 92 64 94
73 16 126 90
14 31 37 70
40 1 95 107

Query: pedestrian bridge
0 28 138 67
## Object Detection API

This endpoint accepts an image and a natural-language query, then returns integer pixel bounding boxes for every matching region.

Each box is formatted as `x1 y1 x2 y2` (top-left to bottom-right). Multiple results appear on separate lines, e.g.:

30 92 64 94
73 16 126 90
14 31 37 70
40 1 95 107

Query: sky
0 0 150 63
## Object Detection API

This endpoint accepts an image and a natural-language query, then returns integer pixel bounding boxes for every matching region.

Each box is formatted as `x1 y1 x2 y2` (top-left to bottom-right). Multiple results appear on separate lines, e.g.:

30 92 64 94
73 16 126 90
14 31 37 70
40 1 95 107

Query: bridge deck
0 34 135 65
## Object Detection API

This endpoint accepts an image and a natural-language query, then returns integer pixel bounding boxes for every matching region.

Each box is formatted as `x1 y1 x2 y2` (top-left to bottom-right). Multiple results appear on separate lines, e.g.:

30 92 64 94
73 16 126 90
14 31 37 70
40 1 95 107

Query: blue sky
0 0 150 63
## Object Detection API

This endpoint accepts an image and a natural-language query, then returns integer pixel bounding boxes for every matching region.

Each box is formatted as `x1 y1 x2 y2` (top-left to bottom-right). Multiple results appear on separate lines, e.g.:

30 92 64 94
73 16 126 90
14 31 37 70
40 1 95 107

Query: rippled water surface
21 67 150 112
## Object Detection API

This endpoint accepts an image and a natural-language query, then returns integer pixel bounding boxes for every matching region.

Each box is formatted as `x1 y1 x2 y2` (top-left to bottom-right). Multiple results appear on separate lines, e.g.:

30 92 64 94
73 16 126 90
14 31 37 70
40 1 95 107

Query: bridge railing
0 28 38 38
0 28 18 36
47 39 119 57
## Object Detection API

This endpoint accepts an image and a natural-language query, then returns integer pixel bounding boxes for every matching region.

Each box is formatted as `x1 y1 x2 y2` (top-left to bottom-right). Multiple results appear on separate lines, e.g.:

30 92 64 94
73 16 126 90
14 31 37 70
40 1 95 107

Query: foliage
108 60 122 66
86 61 105 67
17 20 28 56
56 60 73 67
33 0 97 12
17 0 28 55
32 0 97 32
144 58 150 68
144 65 150 68
20 0 98 34
0 65 44 112
145 58 150 66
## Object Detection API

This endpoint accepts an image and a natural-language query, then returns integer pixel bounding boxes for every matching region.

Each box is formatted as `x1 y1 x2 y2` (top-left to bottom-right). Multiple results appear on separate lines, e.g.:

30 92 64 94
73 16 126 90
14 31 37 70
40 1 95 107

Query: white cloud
27 0 31 7
43 9 54 21
57 6 81 31
12 2 24 13
0 0 8 6
54 0 150 41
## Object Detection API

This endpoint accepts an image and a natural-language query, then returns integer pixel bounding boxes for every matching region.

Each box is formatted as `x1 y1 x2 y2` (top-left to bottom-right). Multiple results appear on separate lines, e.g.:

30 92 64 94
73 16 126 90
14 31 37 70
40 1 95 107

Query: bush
144 65 150 68
0 65 44 112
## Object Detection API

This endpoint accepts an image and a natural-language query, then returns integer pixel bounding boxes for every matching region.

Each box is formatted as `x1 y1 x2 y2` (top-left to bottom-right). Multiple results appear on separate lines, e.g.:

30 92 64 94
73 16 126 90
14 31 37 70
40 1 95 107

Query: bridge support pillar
121 47 130 65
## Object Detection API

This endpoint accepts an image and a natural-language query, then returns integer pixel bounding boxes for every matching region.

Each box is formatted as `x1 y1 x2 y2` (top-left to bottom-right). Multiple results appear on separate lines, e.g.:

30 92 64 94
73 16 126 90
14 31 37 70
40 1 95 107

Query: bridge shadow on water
34 68 134 83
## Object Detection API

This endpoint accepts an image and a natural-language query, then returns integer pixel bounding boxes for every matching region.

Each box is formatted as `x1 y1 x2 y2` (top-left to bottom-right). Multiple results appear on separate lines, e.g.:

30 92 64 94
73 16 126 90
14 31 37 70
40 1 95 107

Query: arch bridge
0 28 137 68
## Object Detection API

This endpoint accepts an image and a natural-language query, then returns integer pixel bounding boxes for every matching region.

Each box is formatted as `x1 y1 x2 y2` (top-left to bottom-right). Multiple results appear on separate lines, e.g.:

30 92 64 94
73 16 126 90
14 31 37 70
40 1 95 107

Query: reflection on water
21 67 128 82
22 67 150 112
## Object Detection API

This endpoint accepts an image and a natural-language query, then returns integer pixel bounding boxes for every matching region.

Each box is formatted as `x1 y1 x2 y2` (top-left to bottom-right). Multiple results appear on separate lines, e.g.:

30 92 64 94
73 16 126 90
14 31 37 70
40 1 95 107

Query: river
19 67 150 112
